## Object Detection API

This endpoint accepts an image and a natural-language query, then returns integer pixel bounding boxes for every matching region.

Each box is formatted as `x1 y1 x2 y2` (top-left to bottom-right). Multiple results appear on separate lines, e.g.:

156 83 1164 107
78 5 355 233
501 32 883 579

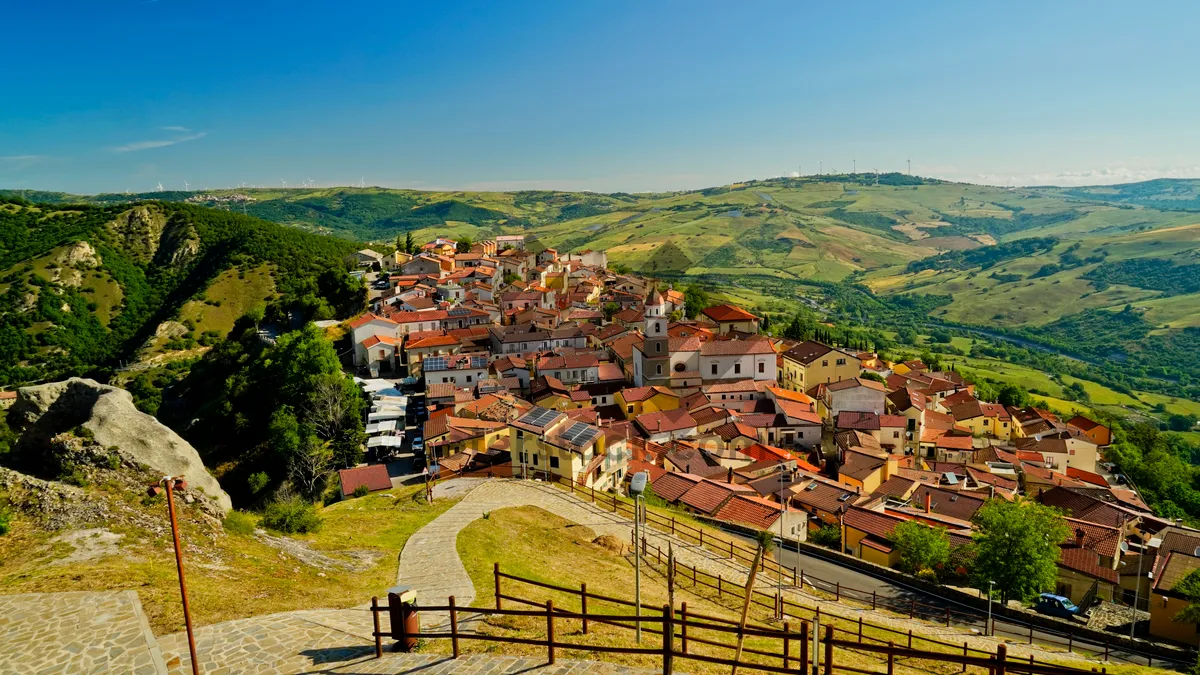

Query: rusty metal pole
164 477 200 675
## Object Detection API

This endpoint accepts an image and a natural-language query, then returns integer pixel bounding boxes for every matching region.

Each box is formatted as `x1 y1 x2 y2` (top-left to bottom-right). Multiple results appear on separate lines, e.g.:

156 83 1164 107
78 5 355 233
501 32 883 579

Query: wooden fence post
945 607 951 626
371 597 382 658
662 604 674 675
961 643 968 672
793 567 798 586
857 617 863 643
1028 624 1034 645
887 641 895 675
546 600 555 665
872 591 877 610
581 582 589 635
907 629 912 649
836 582 840 602
718 574 722 599
494 563 502 610
783 620 791 671
823 625 834 675
680 602 689 654
800 620 809 674
996 644 1007 675
449 595 460 659
671 517 676 536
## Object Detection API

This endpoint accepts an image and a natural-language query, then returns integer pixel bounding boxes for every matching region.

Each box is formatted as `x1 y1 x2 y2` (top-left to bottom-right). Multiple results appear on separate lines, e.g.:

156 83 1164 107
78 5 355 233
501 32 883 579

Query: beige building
780 341 861 393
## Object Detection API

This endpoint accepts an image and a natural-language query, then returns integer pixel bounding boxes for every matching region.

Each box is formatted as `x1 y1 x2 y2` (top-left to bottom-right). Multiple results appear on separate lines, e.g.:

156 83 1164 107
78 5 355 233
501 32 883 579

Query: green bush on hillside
261 496 323 534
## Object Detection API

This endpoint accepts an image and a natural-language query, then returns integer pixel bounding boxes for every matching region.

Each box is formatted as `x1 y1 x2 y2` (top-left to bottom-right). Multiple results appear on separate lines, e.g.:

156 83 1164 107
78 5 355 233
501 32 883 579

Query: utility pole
1131 534 1144 638
777 463 786 619
987 580 995 637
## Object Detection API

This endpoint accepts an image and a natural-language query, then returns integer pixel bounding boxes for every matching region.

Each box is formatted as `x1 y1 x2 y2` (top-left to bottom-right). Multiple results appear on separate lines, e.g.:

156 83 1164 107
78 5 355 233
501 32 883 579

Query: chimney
728 467 734 484
1075 528 1086 549
924 492 932 514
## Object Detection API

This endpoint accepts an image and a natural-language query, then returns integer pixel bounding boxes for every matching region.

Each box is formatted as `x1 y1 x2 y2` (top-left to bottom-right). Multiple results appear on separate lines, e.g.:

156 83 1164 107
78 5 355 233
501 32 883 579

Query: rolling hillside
4 176 1198 398
0 198 363 386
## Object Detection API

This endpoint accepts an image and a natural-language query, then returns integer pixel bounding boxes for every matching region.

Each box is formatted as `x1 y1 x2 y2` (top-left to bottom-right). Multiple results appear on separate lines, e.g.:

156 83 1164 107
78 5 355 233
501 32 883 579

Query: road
718 527 1180 669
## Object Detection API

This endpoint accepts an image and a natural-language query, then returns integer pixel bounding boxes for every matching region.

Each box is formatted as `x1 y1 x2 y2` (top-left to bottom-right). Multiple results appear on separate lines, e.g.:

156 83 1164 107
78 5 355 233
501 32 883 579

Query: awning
368 411 404 422
368 436 406 448
366 420 398 434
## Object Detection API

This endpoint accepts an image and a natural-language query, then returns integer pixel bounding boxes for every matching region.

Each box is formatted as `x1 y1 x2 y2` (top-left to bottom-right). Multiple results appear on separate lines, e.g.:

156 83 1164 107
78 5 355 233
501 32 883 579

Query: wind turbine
184 181 190 191
282 179 287 188
360 177 365 188
157 182 164 192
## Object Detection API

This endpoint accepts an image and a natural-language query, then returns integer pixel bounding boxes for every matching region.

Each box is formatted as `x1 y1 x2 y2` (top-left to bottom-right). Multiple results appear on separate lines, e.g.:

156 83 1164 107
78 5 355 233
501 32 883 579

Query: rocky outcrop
106 206 199 267
10 378 232 512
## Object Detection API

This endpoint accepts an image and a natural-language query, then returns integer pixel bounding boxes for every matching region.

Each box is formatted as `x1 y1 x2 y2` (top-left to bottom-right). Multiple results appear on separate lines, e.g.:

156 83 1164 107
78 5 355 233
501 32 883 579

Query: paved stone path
0 590 167 674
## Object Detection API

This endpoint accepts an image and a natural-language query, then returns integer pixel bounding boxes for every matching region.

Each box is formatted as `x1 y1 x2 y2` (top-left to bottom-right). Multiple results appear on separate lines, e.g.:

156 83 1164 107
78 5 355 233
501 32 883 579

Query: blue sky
3 1 1198 193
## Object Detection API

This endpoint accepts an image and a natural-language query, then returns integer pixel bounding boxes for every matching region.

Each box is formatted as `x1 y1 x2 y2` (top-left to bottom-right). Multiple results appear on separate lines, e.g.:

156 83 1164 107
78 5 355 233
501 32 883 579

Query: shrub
0 505 11 536
222 510 256 536
247 471 270 494
57 463 89 487
810 524 841 549
352 484 370 498
916 568 940 584
261 496 323 534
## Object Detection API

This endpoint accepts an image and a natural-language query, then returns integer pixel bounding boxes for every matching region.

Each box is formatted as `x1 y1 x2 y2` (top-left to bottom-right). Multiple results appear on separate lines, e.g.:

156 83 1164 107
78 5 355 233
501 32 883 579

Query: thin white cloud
112 131 206 153
160 125 190 132
0 155 44 161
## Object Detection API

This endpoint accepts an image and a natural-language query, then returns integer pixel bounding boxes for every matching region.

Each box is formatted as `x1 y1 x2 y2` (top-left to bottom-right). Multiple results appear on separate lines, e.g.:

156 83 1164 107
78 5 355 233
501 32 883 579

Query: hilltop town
341 234 1197 649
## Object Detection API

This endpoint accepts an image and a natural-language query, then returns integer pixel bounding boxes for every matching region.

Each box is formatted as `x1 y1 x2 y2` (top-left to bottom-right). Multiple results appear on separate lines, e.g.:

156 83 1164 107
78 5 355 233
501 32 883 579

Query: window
517 430 524 439
533 455 540 465
836 358 846 366
550 456 560 469
656 364 662 375
466 375 472 383
734 363 741 375
655 342 662 353
822 360 828 367
758 362 764 373
711 364 718 375
627 405 634 413
893 431 900 439
655 322 661 334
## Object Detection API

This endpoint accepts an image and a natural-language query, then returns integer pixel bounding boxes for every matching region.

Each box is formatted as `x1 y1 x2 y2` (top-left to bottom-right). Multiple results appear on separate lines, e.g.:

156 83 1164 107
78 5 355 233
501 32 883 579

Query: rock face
11 378 232 512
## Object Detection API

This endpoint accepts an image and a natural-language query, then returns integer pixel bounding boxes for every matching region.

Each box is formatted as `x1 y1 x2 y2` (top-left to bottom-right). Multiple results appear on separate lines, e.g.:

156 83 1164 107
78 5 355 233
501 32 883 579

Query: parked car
1034 593 1081 620
411 438 424 452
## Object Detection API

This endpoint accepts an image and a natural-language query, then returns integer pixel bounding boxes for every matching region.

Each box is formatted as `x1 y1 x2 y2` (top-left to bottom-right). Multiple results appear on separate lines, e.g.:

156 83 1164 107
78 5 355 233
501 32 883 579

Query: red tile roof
679 480 750 515
715 494 785 530
338 465 392 496
700 338 774 356
636 408 698 434
843 506 910 540
349 312 397 329
1066 467 1109 487
650 472 703 502
702 304 758 322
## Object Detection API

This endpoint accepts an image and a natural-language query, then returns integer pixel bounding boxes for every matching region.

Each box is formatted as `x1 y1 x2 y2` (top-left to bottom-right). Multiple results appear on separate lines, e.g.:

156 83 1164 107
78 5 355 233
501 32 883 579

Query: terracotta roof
936 435 974 451
636 408 698 434
1066 467 1109 487
879 414 908 428
669 336 703 352
873 476 919 499
715 494 786 530
741 443 795 463
782 340 835 365
427 383 457 400
650 472 704 502
839 450 887 481
836 411 880 431
843 506 909 540
826 377 887 393
679 480 751 515
1036 486 1129 528
1066 415 1105 432
349 312 396 329
702 304 758 322
1153 552 1200 596
700 338 774 356
338 465 392 496
597 362 625 382
704 379 759 394
965 467 1018 491
620 385 676 403
361 335 400 348
407 334 460 349
909 485 986 521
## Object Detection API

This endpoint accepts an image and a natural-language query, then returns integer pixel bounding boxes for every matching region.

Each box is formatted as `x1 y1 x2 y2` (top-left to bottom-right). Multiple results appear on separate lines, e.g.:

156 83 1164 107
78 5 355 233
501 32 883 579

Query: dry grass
0 481 455 635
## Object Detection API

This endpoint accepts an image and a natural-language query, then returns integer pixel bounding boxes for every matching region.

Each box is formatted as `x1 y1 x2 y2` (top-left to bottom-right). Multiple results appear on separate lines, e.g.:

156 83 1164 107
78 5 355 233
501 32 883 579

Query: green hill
0 198 363 387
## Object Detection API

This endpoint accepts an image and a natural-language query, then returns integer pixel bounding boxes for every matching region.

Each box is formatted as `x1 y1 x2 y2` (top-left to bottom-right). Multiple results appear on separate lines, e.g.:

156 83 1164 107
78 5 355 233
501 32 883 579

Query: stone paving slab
0 590 167 674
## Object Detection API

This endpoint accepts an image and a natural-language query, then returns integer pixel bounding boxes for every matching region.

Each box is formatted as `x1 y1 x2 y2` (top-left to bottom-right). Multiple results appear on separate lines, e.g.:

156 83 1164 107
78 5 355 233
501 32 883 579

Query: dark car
1034 593 1080 619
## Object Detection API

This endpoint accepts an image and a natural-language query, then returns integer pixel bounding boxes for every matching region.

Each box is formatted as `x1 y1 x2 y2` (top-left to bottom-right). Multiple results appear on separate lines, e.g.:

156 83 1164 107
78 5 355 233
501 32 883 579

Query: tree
760 314 772 333
996 383 1031 408
682 284 709 319
1168 414 1198 432
404 231 415 255
602 302 621 321
503 271 521 286
289 434 333 500
971 499 1070 603
456 236 473 253
860 371 886 384
892 520 950 574
305 373 361 441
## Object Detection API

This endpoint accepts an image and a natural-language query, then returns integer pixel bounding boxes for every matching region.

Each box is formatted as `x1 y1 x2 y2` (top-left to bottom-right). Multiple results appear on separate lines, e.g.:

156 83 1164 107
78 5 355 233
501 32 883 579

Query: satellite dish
630 471 649 497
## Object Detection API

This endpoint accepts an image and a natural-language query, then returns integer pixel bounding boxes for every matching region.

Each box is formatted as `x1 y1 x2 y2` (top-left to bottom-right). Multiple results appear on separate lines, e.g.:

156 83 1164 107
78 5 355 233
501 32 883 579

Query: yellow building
780 341 861 393
615 385 679 419
948 400 1013 441
425 417 511 460
1149 552 1200 646
841 507 904 567
509 406 609 487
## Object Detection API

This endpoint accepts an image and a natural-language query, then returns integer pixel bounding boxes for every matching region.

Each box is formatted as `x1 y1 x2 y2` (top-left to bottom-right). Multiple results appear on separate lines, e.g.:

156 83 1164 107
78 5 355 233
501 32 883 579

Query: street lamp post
1130 537 1145 639
987 580 996 637
629 471 649 643
777 461 787 620
153 476 200 675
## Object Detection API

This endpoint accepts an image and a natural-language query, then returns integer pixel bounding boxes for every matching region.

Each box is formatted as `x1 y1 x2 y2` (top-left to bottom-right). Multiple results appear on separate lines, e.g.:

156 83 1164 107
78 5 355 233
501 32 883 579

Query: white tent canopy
365 420 398 435
359 379 393 393
367 436 406 449
368 410 405 422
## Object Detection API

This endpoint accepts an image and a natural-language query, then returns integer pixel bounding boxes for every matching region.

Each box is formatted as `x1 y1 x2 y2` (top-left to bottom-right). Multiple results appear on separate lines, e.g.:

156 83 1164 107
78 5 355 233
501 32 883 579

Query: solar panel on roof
942 472 959 485
470 355 488 368
425 356 447 371
519 406 560 429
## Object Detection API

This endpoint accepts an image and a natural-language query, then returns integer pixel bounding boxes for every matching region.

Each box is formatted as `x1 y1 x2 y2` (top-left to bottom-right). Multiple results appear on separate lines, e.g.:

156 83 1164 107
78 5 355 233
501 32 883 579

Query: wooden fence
369 566 1115 675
